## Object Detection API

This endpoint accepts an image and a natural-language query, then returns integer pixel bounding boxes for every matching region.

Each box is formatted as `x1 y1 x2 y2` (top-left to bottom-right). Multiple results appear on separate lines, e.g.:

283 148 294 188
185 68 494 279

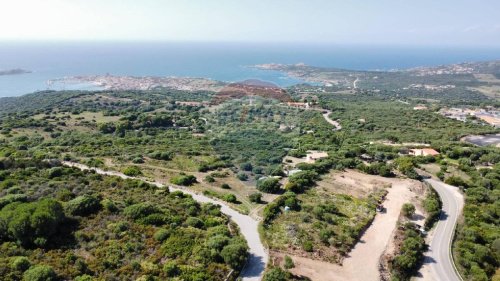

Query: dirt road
286 178 420 281
62 161 268 281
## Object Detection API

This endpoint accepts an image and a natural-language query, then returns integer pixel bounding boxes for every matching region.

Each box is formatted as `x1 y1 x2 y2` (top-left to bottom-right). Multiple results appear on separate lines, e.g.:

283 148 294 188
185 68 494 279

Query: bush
223 194 237 203
240 162 253 172
123 166 142 177
124 203 161 220
101 199 118 212
154 229 171 242
163 261 180 277
0 199 65 247
206 235 230 252
237 172 248 181
170 174 197 186
391 227 426 280
149 151 173 161
248 192 262 203
65 195 101 217
11 256 31 271
445 176 469 188
204 175 215 183
423 187 441 230
221 183 231 189
186 217 205 229
74 275 93 281
303 240 313 252
257 177 281 194
23 265 57 281
402 203 416 218
220 240 248 269
263 267 287 281
284 255 294 269
0 194 28 209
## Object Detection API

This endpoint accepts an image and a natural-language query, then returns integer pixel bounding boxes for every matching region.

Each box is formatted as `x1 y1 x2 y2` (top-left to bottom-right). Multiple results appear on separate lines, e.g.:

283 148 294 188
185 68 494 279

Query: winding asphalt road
62 161 268 281
423 179 464 281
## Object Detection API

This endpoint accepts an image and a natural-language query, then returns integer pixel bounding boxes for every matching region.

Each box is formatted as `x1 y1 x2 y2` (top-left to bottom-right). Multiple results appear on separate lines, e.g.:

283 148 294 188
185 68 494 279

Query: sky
1 0 500 46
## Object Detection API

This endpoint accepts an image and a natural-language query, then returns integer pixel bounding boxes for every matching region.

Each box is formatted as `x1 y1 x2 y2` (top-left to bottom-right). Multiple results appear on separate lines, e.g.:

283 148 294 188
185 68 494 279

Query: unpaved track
62 161 268 281
286 178 418 281
322 110 342 130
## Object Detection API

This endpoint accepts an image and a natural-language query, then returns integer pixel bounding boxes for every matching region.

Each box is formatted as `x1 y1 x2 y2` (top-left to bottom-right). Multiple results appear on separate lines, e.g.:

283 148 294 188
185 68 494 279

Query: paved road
62 162 268 281
423 179 464 281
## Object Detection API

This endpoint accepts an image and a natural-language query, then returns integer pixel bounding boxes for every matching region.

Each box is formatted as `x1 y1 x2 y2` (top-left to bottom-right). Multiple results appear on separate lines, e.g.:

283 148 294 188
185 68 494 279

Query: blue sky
1 0 500 46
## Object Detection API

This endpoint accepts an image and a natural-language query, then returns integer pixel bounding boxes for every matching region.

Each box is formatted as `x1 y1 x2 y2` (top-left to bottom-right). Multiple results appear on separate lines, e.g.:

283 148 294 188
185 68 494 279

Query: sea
0 41 499 98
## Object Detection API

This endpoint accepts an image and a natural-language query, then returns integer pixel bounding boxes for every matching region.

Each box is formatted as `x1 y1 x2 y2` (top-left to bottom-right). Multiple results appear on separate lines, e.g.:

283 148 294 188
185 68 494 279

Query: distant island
0 68 31 76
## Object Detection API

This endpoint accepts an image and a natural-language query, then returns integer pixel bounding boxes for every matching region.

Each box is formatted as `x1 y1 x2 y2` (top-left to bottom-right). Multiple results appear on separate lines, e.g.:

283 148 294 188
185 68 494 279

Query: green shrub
263 267 287 281
101 199 118 212
206 235 230 252
124 203 161 220
186 217 205 229
240 162 253 172
55 188 74 202
0 199 65 247
163 261 180 277
0 194 27 209
257 177 281 194
221 183 231 189
237 172 248 181
221 239 248 269
65 195 101 217
423 188 441 230
149 151 173 161
154 229 171 242
23 265 57 281
303 240 313 252
248 192 262 203
223 194 237 203
284 255 294 269
402 203 416 218
204 175 215 183
11 256 31 271
123 166 142 177
74 275 93 281
445 176 469 188
170 174 197 186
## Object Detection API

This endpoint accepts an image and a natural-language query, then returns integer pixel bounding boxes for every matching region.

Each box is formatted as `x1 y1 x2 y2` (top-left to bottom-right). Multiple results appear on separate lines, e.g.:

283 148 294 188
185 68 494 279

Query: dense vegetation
390 223 427 281
0 79 499 280
0 159 247 280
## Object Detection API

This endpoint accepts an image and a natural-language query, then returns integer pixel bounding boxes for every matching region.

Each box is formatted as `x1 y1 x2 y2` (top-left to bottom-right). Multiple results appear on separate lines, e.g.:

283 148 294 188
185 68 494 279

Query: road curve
423 179 464 281
321 110 342 130
62 161 268 281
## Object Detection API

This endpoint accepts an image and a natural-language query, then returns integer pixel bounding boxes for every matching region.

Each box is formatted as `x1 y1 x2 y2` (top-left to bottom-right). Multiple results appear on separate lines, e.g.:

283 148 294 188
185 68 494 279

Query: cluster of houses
439 107 500 127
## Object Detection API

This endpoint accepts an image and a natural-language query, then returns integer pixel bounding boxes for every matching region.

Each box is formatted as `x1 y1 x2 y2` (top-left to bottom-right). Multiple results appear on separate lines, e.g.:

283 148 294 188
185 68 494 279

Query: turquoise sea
0 41 499 97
